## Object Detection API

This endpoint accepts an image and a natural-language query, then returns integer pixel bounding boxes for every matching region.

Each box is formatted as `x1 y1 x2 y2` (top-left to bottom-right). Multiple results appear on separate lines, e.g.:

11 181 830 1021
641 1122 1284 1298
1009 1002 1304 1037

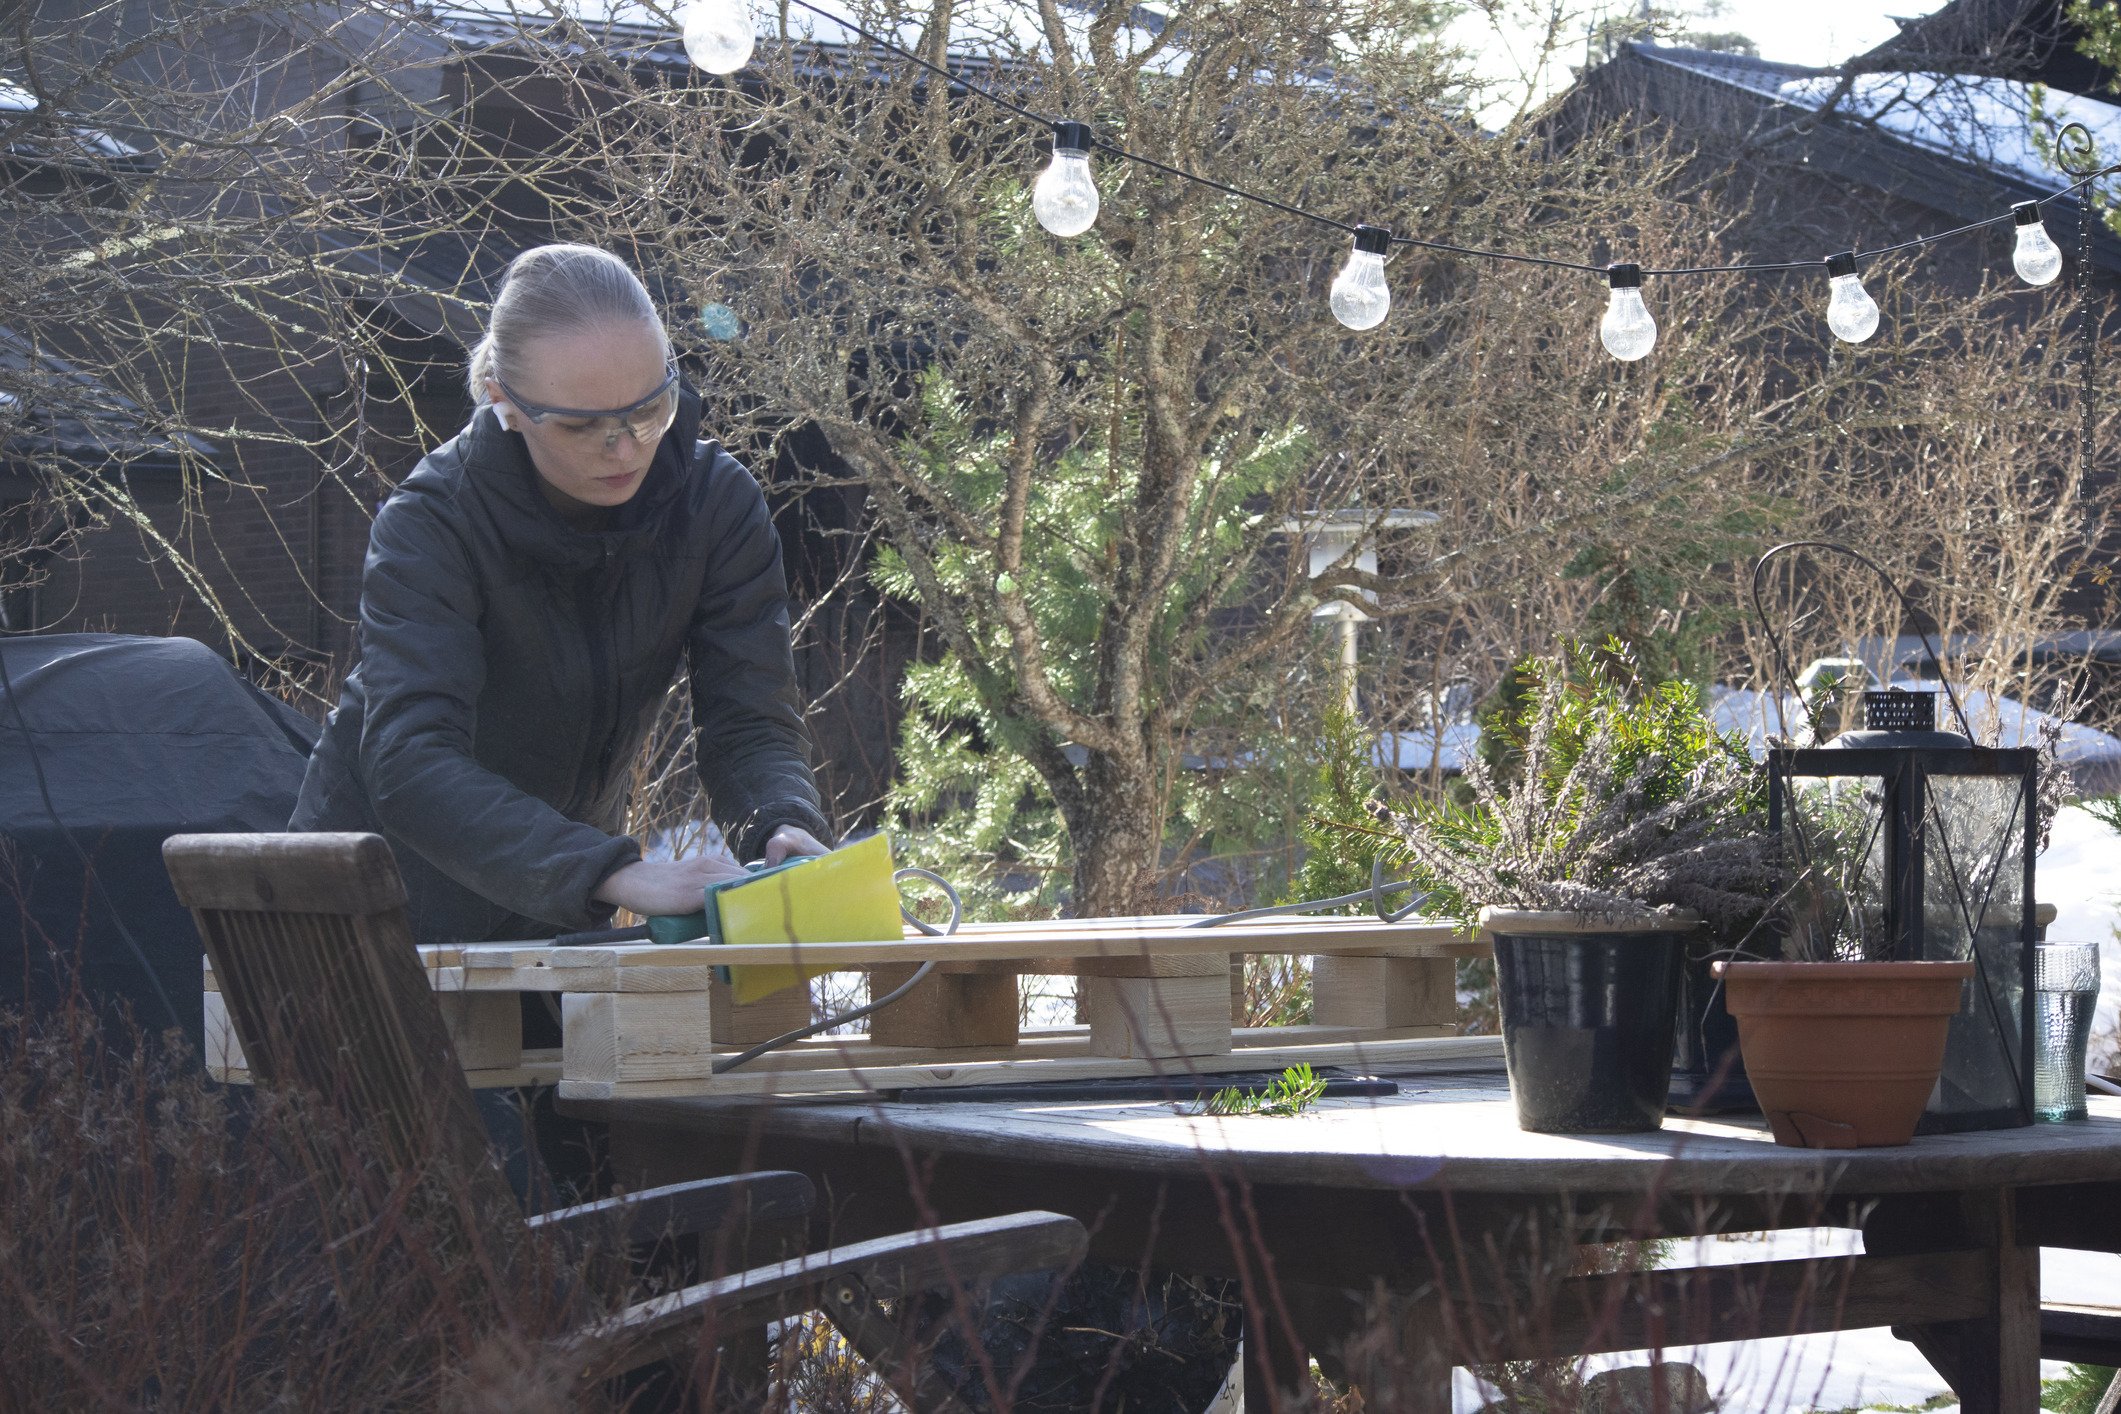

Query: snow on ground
1705 684 2121 792
1444 1231 2119 1412
2037 803 2121 1077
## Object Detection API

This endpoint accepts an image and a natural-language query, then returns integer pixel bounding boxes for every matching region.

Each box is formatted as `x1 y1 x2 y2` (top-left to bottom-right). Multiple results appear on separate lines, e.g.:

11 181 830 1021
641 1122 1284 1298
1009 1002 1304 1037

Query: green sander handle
644 854 822 975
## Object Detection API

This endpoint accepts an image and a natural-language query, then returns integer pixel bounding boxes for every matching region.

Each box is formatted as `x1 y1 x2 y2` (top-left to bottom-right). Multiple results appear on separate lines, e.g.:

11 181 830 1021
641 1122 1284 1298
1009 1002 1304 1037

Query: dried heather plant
1387 654 1780 932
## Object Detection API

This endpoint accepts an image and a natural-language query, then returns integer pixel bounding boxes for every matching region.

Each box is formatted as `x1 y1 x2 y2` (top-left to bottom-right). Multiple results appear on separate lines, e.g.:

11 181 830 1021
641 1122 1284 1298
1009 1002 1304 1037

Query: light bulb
2011 201 2063 286
681 0 755 74
1329 225 1393 331
1032 122 1099 237
1600 262 1657 361
1823 250 1879 344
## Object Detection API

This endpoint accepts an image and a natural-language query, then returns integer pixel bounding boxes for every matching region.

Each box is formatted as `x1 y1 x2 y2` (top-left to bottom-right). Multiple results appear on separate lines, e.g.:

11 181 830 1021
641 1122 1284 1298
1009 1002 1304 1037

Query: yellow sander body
645 832 903 1004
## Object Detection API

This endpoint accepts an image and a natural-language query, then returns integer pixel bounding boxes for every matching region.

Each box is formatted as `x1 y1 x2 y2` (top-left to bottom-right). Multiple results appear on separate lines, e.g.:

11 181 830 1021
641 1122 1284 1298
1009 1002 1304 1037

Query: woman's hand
594 854 748 918
761 825 831 866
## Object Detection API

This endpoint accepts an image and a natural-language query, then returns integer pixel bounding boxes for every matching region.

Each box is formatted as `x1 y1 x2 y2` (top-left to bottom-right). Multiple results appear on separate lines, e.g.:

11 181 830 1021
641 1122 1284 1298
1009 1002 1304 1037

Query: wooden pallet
204 915 1499 1099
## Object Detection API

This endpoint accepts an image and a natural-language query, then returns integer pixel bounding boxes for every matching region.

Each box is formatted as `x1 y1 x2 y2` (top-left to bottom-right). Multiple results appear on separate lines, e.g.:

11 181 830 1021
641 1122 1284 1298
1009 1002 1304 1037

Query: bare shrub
0 1001 616 1411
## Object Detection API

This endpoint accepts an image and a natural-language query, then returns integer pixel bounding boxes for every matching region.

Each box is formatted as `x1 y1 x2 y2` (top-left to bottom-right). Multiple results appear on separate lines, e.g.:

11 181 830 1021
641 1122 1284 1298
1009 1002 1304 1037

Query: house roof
0 74 152 171
0 328 218 477
1584 38 2121 274
1851 0 2121 93
417 0 1184 84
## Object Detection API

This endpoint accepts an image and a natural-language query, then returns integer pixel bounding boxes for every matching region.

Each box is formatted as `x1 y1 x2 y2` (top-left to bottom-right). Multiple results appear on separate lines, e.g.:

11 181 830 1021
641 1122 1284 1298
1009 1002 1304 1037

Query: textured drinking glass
2034 940 2101 1122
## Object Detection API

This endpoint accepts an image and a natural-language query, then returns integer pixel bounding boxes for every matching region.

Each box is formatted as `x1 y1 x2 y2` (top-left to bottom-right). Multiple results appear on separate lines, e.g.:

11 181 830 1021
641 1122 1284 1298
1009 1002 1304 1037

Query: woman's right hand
594 854 750 917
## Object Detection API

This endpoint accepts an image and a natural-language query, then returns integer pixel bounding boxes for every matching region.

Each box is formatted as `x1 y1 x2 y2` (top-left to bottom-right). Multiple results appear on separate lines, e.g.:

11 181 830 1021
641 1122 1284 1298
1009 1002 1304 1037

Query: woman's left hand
762 825 831 866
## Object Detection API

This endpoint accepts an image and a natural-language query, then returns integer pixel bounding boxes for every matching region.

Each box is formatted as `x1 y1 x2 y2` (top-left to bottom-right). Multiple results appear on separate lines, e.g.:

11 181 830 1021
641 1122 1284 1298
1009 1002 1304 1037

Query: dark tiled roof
1850 0 2118 91
0 328 217 473
1597 39 2121 273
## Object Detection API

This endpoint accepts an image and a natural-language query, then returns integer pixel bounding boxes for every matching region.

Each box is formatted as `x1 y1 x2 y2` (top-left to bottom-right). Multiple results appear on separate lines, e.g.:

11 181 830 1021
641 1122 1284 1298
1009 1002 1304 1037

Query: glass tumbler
2034 940 2101 1122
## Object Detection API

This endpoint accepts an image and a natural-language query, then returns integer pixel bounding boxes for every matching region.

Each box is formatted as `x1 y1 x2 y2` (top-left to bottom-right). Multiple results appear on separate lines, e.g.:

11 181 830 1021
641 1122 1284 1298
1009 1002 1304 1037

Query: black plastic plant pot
1668 936 1756 1115
1480 907 1697 1134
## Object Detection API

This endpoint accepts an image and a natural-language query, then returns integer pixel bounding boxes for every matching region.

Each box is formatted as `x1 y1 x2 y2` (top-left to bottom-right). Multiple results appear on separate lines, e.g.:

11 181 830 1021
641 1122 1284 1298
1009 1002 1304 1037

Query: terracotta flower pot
1712 960 1975 1148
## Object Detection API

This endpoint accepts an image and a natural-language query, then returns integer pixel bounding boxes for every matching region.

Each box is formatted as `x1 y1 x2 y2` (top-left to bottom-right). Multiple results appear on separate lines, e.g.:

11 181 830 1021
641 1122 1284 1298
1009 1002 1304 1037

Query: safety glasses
492 362 681 451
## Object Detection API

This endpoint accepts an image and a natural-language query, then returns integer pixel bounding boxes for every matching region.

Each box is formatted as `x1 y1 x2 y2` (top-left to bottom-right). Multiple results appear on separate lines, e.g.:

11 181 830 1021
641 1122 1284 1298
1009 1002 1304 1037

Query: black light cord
0 640 184 1032
764 0 2120 281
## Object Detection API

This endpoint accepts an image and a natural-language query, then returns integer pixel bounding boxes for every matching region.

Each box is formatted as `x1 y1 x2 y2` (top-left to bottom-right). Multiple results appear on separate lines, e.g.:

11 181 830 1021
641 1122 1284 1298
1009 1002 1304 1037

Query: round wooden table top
585 1065 2121 1197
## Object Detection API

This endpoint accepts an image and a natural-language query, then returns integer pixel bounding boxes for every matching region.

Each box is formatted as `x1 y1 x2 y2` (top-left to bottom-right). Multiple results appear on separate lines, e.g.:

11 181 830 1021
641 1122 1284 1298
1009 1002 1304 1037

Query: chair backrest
163 832 526 1276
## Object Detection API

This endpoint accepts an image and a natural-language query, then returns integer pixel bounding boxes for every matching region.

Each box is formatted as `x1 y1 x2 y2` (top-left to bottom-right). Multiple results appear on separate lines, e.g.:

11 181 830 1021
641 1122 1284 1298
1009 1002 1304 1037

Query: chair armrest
528 1172 814 1248
567 1209 1087 1382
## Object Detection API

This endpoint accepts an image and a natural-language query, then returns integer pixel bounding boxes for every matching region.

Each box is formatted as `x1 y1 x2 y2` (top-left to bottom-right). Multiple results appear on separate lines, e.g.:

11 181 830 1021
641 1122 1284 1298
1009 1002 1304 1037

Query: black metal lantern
1755 545 2038 1134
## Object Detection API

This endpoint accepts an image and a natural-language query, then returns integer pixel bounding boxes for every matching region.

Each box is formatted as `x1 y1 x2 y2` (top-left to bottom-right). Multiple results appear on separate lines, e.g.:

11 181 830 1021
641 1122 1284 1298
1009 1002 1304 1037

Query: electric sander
641 831 905 1004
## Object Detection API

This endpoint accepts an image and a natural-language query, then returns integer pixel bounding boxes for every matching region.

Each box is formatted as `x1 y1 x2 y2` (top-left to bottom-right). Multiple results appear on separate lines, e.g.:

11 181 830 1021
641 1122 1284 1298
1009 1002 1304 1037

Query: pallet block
1076 949 1231 979
709 975 812 1047
435 992 525 1071
1083 974 1234 1058
1311 955 1458 1031
866 964 1020 1048
564 991 715 1084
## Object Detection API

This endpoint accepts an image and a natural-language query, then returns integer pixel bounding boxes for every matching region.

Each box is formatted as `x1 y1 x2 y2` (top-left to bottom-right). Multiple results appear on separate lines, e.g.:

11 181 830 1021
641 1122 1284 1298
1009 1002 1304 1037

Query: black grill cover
0 634 318 1050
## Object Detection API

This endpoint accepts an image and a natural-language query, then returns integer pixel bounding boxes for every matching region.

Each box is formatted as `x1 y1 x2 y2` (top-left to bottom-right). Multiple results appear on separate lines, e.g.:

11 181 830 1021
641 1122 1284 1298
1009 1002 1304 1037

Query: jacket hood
457 381 704 569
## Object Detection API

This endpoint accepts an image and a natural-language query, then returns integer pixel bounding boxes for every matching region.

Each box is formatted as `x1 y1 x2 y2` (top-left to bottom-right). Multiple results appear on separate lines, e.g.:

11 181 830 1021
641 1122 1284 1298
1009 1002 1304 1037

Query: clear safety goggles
493 362 681 451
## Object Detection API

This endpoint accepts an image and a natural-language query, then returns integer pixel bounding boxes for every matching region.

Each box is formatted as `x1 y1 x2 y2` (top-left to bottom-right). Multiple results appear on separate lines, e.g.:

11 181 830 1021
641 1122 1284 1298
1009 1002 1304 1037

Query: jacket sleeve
686 447 834 861
356 491 640 930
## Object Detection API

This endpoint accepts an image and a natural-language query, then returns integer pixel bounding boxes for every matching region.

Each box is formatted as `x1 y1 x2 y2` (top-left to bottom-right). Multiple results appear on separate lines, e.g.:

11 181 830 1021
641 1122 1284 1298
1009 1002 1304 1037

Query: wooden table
573 1060 2121 1413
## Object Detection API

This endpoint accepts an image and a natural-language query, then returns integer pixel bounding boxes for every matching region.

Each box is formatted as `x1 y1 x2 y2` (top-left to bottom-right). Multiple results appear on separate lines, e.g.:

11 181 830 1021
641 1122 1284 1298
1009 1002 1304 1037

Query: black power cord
0 639 184 1032
712 864 961 1073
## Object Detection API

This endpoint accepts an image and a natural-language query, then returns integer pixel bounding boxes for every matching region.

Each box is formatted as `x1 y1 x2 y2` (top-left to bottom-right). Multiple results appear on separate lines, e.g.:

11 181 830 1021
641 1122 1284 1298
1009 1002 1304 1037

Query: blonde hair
466 244 669 404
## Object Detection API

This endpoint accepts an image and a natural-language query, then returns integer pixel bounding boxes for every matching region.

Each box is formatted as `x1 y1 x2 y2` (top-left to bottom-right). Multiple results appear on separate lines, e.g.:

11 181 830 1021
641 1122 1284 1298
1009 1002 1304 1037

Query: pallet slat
206 915 1494 1101
454 924 1482 990
556 1034 1505 1100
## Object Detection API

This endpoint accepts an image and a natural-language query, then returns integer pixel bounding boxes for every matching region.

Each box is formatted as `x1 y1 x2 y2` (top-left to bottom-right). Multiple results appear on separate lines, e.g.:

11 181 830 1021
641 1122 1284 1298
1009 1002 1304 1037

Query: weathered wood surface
866 965 1020 1049
555 1032 1494 1101
1501 1249 1995 1359
1082 975 1233 1059
165 830 408 915
570 1210 1088 1385
204 912 1492 1097
577 1076 2121 1198
457 917 1485 989
708 975 812 1047
1311 955 1457 1030
166 831 531 1297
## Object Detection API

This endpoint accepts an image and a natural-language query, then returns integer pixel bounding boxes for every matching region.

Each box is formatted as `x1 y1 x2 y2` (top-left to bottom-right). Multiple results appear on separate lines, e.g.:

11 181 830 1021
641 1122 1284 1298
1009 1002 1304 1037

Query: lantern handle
1748 541 1974 742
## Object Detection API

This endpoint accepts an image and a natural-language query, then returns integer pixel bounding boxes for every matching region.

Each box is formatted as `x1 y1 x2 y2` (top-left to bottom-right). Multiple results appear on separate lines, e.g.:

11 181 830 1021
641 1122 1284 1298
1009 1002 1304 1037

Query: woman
292 244 832 945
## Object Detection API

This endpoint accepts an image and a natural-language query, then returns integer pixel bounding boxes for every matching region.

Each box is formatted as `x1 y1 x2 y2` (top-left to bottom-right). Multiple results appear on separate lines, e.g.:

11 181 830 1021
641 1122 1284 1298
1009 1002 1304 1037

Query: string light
1824 251 1881 344
1330 226 1393 330
680 0 755 74
680 0 2119 351
1032 121 1099 237
1600 262 1657 361
2011 201 2065 286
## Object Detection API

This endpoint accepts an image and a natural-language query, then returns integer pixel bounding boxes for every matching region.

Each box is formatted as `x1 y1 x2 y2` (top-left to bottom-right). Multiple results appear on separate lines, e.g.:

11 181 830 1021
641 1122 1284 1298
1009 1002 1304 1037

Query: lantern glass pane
1924 773 2028 1122
1781 775 1890 961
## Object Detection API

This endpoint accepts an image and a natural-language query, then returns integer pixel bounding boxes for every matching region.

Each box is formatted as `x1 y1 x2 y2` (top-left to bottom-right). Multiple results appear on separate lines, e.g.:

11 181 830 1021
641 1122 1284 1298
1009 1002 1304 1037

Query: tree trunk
1065 749 1164 918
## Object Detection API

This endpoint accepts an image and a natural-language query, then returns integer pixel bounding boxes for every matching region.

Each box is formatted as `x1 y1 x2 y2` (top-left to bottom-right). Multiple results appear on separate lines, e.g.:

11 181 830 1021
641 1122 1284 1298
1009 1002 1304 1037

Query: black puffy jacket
290 386 832 944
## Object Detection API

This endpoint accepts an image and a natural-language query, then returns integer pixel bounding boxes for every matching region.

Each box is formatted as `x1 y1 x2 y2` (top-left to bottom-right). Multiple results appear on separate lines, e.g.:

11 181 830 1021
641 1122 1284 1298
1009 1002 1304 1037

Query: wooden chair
164 831 1085 1411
